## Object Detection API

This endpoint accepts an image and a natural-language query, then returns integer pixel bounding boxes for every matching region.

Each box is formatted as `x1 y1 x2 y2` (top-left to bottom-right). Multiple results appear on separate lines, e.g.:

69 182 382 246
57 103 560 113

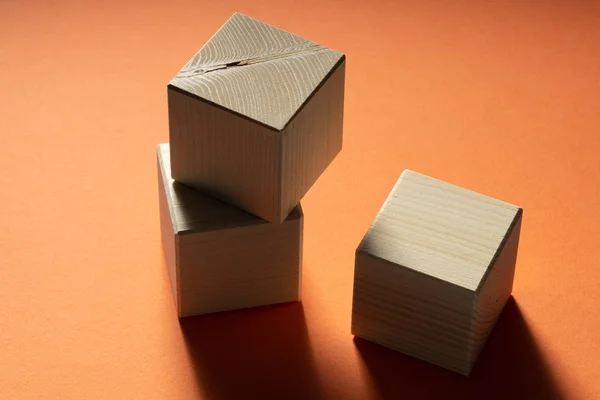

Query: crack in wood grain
176 45 327 78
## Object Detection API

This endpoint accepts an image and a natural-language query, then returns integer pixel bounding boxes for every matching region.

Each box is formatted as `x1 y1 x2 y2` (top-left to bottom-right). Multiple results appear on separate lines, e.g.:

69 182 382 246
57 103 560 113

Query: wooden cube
351 170 522 375
157 143 303 317
168 12 345 223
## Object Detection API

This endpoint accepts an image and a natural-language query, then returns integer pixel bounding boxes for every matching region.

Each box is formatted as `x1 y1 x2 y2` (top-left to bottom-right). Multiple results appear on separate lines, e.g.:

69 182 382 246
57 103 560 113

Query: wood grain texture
358 170 520 291
468 214 522 366
351 170 522 375
170 12 343 130
168 12 345 223
280 60 345 220
168 87 281 223
352 251 475 375
157 144 303 317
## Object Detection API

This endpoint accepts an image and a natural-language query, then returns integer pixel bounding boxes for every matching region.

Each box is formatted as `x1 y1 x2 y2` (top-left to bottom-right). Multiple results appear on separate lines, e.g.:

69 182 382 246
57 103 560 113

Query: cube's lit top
358 170 521 292
168 12 344 131
158 144 301 234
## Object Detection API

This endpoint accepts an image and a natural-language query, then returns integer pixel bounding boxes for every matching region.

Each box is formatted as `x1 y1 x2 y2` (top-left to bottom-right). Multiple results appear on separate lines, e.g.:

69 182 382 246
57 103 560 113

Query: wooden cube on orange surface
157 143 303 317
351 170 522 375
167 12 345 223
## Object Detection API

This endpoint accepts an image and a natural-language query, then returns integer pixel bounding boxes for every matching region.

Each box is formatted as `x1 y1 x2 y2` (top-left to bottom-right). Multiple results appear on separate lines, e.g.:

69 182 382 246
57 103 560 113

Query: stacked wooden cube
158 12 345 317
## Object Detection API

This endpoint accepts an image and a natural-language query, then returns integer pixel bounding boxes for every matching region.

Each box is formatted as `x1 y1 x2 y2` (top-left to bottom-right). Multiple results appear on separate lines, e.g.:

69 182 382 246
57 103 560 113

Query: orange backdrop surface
1 1 599 399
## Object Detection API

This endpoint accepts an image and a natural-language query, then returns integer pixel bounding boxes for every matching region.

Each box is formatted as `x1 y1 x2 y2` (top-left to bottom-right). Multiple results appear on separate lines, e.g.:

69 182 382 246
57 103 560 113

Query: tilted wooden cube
157 143 303 317
351 170 522 375
168 12 345 223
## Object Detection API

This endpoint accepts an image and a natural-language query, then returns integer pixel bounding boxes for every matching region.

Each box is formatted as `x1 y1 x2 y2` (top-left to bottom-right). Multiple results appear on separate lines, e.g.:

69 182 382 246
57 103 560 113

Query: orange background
1 1 599 399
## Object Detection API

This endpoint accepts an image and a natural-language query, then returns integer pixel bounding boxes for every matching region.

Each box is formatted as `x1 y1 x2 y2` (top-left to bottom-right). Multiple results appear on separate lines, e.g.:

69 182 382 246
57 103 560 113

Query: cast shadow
354 297 565 399
179 301 322 400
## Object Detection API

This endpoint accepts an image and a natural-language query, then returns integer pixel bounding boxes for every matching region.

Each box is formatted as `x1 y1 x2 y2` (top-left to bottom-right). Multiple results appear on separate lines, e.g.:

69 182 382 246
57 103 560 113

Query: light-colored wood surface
352 170 522 375
168 12 345 223
280 59 345 221
352 251 476 375
169 12 343 131
158 143 303 317
468 215 522 366
358 170 520 291
168 88 282 224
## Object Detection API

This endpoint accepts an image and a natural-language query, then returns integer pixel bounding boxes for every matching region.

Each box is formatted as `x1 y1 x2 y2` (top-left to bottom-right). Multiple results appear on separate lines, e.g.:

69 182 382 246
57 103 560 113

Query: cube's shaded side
177 209 303 317
279 59 345 221
468 210 523 368
285 203 304 301
157 149 180 315
351 250 475 375
168 87 281 222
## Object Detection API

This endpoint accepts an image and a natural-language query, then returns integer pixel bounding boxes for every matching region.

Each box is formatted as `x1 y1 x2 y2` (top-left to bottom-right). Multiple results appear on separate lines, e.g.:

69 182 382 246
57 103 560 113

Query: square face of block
170 12 343 131
352 170 522 375
168 12 345 223
157 143 303 317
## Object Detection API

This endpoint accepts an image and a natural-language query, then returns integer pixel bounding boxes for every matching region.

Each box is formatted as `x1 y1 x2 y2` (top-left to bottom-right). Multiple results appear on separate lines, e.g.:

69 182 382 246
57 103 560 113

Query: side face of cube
168 87 281 223
280 59 345 220
176 214 303 317
158 152 180 312
351 250 476 375
468 211 522 366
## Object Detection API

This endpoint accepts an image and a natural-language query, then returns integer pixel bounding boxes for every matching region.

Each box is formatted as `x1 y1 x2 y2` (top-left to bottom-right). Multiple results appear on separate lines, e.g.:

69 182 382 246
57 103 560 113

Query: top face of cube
168 12 344 131
157 143 302 234
358 170 521 292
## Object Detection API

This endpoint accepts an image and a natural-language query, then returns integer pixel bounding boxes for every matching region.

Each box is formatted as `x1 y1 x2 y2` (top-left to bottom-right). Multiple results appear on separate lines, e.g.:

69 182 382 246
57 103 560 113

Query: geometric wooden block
351 170 522 375
157 143 303 317
168 12 345 223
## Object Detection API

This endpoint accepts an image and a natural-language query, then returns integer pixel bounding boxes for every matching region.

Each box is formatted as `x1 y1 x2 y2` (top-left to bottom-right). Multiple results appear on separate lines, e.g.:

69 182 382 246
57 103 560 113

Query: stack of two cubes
158 13 345 317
